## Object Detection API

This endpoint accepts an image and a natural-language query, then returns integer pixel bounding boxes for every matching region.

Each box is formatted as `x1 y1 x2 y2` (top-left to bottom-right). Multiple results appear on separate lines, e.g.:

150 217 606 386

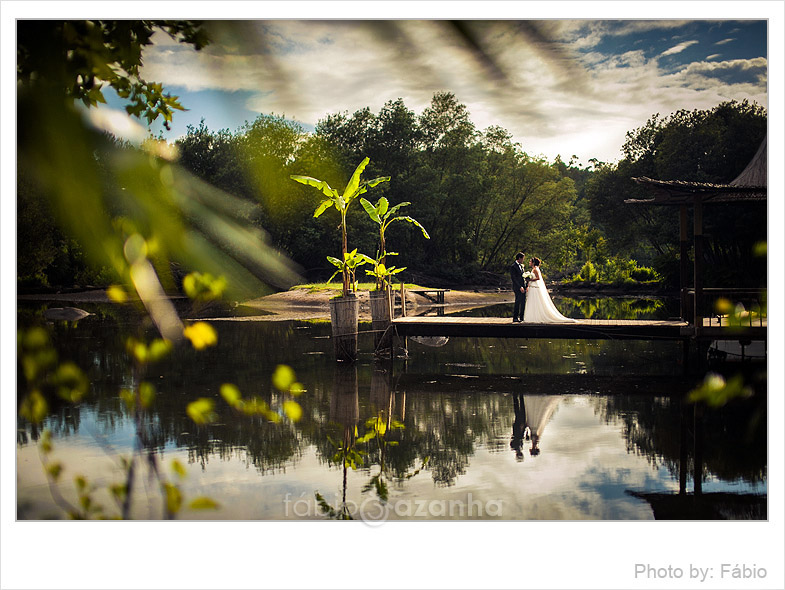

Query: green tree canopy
17 20 209 127
587 100 766 287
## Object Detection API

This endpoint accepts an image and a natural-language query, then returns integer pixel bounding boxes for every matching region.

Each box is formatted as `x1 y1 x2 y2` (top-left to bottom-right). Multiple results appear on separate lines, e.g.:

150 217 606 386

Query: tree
368 98 421 177
413 93 480 270
587 100 766 286
418 91 476 152
315 107 377 169
237 114 309 237
17 20 209 128
176 121 248 199
468 128 576 273
17 170 59 286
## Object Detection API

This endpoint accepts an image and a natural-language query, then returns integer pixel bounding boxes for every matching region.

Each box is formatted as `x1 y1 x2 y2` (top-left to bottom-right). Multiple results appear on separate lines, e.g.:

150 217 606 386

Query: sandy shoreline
18 287 513 321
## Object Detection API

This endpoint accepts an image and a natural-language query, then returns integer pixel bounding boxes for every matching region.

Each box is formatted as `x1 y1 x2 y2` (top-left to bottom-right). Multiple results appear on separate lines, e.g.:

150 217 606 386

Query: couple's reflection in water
511 392 563 461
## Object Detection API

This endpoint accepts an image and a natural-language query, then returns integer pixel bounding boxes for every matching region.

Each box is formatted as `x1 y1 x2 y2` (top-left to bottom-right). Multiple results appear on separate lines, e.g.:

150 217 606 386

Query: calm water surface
17 297 766 520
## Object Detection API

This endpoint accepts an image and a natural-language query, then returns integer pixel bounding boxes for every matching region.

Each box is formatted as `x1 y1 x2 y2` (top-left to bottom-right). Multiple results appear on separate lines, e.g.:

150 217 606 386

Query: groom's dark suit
510 259 527 322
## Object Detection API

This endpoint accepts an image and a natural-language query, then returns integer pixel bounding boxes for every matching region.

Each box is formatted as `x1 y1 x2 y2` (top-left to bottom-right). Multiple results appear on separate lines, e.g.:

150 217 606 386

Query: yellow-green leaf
46 462 63 481
220 383 242 407
182 273 198 299
40 430 53 454
106 285 128 303
289 382 306 396
132 342 148 363
54 362 89 402
283 400 302 422
272 365 296 392
189 497 220 510
688 373 752 407
110 484 127 501
344 157 370 200
183 272 227 302
147 339 172 362
163 483 182 514
715 298 733 316
187 398 216 425
171 459 187 479
139 382 156 409
20 391 48 424
23 327 50 350
313 199 333 218
183 322 217 350
120 388 135 411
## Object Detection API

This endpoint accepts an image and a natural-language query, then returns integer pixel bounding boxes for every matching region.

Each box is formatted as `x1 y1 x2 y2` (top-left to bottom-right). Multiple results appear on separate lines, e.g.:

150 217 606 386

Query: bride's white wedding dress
523 269 577 323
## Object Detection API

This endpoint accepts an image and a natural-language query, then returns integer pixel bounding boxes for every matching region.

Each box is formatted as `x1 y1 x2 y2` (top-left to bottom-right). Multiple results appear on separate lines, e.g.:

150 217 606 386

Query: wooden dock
389 316 766 341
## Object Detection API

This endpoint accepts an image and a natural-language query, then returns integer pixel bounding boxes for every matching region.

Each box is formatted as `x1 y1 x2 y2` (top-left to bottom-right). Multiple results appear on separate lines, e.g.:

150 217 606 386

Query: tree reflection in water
17 303 766 519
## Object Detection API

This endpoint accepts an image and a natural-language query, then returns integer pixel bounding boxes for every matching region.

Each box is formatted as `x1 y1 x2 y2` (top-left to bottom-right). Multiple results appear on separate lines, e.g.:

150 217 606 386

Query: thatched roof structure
626 137 767 205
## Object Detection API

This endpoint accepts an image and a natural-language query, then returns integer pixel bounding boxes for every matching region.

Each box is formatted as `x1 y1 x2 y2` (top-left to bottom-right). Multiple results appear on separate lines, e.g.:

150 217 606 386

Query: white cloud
660 40 699 56
138 21 767 165
541 20 694 50
84 105 148 143
716 37 736 45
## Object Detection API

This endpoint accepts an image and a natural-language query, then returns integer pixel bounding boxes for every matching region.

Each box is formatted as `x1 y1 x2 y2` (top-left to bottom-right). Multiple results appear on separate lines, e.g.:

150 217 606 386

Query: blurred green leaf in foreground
17 20 302 336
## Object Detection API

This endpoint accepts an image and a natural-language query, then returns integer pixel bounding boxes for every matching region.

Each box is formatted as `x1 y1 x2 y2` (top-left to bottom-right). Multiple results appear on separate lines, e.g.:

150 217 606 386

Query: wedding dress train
523 275 577 323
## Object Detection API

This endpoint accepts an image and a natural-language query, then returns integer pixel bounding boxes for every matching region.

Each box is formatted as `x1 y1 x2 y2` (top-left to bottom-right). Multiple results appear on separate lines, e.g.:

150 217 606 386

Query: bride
523 257 577 323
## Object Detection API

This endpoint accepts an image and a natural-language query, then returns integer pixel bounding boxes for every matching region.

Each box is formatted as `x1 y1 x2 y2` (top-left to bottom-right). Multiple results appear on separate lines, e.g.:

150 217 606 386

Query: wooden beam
390 316 764 342
392 316 690 340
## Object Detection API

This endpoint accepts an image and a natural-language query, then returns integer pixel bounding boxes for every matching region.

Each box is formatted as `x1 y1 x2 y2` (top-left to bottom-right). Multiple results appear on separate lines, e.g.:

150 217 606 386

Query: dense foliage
169 95 766 289
17 21 766 292
587 100 767 288
170 94 600 286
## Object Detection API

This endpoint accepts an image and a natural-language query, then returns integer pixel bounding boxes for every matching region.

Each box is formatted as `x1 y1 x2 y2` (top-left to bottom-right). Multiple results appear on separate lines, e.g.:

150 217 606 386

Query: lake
16 296 767 520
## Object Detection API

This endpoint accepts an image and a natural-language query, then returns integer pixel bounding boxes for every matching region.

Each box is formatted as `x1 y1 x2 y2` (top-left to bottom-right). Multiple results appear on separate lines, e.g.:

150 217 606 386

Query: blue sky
97 18 771 165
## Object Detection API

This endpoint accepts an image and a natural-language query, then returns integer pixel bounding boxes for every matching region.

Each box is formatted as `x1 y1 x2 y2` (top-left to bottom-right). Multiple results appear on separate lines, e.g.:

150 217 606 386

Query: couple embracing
509 252 576 324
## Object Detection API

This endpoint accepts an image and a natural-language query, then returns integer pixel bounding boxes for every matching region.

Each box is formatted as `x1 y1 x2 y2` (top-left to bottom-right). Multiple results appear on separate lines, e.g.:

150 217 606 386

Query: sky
101 18 769 166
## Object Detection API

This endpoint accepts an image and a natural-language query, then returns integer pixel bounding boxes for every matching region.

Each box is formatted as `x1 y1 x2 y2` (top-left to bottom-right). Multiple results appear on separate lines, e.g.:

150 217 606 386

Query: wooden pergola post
679 205 690 322
693 195 704 331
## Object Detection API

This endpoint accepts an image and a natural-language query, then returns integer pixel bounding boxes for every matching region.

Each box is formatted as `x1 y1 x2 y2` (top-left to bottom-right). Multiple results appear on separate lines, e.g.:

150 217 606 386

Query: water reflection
510 394 564 458
16 301 766 519
451 296 678 321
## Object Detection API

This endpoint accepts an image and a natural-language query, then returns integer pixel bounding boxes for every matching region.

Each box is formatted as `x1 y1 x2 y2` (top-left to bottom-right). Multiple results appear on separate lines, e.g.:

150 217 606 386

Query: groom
509 251 528 323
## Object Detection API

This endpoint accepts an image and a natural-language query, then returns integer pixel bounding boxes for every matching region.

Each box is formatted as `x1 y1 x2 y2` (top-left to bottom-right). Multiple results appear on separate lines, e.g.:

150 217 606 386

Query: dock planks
390 316 766 341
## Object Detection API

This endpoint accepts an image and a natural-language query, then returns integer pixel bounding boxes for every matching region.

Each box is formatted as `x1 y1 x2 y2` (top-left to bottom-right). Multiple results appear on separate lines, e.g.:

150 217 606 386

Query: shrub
630 265 659 282
578 261 598 283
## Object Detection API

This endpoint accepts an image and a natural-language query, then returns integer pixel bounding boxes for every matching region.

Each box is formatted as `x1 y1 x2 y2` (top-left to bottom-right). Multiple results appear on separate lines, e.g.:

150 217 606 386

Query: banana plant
326 249 374 295
360 197 430 291
291 157 390 297
365 259 407 292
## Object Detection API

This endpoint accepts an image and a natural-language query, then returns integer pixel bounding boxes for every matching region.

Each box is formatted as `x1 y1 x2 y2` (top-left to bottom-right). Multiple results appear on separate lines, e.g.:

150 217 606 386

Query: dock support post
679 396 689 495
682 338 690 375
693 402 704 495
